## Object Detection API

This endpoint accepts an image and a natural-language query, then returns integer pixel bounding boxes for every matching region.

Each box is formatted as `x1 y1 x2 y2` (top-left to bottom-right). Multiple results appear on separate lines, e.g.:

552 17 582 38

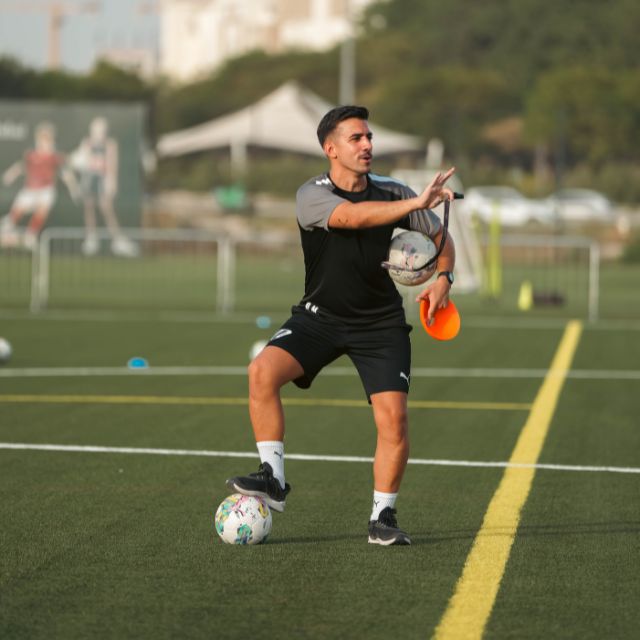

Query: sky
0 0 158 73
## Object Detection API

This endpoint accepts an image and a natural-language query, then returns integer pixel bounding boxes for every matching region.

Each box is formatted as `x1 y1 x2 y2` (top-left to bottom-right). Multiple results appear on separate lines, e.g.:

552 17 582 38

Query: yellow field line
433 320 583 640
0 394 530 411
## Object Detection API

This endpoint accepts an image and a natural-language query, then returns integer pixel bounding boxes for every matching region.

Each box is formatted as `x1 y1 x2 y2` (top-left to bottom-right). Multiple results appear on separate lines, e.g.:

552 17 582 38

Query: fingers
416 287 450 326
442 166 456 181
428 167 456 188
418 167 457 210
423 168 456 204
438 187 455 203
426 172 442 189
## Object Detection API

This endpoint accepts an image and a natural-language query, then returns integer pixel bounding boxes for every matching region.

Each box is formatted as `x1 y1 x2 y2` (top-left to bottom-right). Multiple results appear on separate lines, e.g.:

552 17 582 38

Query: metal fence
0 227 600 321
0 227 301 314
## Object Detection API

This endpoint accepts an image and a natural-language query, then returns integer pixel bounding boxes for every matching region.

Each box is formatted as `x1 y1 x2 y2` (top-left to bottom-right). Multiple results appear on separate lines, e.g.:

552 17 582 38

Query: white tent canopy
157 82 423 170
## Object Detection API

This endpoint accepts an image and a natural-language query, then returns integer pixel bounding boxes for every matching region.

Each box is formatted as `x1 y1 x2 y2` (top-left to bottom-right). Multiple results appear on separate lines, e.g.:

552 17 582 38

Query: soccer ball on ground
0 337 12 364
215 494 272 545
384 230 437 286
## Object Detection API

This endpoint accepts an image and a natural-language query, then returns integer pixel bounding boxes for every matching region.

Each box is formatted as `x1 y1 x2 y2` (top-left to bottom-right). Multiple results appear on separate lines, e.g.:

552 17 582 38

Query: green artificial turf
0 314 639 638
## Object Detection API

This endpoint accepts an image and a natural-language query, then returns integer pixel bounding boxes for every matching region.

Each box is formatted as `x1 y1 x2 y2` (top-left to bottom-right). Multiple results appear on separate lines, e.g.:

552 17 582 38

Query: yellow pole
488 201 502 298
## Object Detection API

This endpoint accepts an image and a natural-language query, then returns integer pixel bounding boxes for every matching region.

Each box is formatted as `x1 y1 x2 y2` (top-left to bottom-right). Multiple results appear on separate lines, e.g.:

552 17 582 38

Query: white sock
370 490 398 521
257 440 285 489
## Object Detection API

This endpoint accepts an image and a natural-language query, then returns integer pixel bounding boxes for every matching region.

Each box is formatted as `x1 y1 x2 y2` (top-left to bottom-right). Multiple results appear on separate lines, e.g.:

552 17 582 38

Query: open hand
417 167 456 210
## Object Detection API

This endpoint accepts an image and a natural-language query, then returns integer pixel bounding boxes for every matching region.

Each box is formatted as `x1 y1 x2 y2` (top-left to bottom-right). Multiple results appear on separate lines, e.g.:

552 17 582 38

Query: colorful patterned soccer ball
215 494 272 545
386 230 437 286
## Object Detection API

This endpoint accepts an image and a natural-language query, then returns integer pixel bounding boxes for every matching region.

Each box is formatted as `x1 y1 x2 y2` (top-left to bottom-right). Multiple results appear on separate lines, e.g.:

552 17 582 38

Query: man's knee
373 398 409 442
248 347 302 395
383 412 409 442
248 355 276 393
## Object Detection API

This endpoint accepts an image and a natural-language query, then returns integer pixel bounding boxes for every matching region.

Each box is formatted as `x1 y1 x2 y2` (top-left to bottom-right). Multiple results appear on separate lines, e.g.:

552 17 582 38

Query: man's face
35 130 54 152
90 118 107 141
324 118 373 174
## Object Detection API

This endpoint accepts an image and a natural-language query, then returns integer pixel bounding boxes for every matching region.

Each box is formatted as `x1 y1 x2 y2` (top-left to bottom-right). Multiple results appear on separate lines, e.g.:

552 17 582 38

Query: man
71 117 138 257
1 122 79 250
227 105 456 545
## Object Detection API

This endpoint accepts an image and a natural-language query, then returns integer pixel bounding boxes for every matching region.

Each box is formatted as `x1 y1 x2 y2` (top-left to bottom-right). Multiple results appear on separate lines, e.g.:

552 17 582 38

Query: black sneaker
368 507 412 546
226 462 290 512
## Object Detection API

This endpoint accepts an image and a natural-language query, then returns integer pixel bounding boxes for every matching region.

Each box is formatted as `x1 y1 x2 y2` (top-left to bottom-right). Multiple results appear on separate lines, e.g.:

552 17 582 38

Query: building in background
159 0 374 82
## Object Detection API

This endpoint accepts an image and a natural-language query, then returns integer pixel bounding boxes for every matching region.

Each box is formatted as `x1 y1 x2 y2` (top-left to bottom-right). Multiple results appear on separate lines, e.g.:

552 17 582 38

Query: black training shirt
295 173 442 325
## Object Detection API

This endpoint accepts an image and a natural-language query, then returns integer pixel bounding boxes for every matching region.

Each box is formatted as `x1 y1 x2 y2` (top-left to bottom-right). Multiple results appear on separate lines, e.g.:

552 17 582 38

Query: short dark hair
317 105 369 147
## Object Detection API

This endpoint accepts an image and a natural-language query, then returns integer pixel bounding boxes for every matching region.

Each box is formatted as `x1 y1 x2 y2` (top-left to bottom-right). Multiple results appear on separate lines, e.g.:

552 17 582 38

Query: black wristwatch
438 271 454 285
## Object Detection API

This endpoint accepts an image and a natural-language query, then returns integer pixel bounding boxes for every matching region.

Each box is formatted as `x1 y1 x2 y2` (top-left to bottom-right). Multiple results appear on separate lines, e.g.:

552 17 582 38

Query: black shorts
266 306 412 401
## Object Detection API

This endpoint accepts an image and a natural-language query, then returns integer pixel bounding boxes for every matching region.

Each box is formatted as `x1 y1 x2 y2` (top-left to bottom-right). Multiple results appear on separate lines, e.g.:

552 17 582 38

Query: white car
462 186 554 226
544 188 614 222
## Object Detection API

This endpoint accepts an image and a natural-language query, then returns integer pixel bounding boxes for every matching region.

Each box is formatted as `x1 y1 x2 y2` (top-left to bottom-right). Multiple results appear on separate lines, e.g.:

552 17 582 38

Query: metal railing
0 227 599 321
27 227 302 314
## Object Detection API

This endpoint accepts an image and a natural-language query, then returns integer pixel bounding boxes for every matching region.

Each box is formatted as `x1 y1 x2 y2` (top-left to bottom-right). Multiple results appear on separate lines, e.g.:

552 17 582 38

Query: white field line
2 309 640 331
1 365 639 380
0 442 638 475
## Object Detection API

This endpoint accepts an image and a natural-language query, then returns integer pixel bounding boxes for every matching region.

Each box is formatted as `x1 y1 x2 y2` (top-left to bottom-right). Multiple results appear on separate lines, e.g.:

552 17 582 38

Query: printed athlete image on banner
0 121 79 250
0 100 145 254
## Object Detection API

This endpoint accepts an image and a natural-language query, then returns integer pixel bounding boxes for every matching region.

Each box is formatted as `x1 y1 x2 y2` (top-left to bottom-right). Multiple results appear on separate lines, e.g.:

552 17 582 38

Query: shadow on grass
267 533 369 545
265 520 640 546
269 530 437 545
515 520 640 537
414 520 640 545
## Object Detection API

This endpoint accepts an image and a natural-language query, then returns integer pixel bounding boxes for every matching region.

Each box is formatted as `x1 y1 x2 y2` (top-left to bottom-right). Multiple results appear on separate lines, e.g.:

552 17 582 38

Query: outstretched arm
328 168 456 229
2 161 23 186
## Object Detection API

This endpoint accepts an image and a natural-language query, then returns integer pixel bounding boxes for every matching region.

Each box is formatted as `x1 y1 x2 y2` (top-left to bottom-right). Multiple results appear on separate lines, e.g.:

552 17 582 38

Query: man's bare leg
23 204 51 249
248 345 304 442
368 391 411 545
226 345 304 512
370 391 410 492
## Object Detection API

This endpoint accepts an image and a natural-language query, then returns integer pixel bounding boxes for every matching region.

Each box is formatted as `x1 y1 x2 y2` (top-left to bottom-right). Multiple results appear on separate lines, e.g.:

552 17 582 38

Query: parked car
462 186 554 226
544 188 614 222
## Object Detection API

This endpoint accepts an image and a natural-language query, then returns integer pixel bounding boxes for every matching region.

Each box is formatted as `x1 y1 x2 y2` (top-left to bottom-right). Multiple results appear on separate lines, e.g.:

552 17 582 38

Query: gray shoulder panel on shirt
296 174 345 231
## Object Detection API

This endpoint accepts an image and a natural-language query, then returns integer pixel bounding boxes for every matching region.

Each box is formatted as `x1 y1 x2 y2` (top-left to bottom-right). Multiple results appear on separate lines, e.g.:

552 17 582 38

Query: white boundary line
2 309 640 331
0 442 638 475
1 365 639 380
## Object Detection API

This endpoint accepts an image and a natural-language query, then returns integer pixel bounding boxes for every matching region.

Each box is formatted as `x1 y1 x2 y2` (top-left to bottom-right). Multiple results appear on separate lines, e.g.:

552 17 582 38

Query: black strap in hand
424 192 463 267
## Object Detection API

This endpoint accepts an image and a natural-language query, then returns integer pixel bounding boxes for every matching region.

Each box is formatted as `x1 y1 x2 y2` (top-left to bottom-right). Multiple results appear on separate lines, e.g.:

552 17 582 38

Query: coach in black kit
227 105 456 545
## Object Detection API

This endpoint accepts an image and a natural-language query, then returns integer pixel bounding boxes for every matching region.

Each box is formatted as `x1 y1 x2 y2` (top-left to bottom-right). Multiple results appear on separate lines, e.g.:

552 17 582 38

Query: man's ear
323 138 337 159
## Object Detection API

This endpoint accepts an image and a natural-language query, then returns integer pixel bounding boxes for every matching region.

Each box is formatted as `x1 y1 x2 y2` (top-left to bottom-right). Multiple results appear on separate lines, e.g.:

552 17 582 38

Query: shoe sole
226 480 286 513
368 535 412 546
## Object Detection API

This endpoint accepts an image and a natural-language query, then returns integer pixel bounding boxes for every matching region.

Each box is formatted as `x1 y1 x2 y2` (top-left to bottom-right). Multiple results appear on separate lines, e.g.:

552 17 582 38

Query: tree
370 66 513 160
525 67 638 167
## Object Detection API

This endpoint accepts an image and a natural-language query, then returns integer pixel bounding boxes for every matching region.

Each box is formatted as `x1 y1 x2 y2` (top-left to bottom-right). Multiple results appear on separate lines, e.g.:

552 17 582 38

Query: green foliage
154 152 232 192
155 151 328 197
368 66 513 158
242 154 328 196
155 49 339 134
362 0 639 89
561 162 640 204
2 0 640 200
0 57 37 97
524 67 639 166
621 233 640 263
0 57 151 102
82 62 153 101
